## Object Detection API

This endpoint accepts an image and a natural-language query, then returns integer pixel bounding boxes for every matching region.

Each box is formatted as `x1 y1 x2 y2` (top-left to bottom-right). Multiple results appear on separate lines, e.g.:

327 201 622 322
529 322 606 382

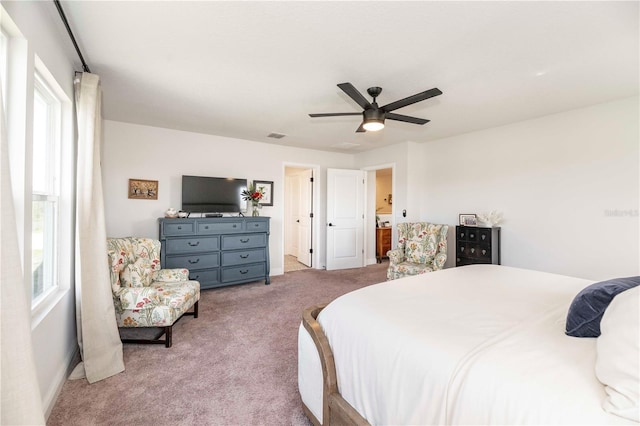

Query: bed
298 264 639 425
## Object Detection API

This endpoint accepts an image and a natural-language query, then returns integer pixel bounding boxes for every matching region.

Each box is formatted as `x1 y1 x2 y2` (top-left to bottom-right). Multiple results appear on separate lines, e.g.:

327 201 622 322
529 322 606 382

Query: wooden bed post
302 305 370 426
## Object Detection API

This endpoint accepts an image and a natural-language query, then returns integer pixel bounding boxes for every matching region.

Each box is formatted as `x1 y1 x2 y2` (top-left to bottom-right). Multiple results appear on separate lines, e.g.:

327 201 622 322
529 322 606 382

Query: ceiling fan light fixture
363 108 385 132
363 119 385 131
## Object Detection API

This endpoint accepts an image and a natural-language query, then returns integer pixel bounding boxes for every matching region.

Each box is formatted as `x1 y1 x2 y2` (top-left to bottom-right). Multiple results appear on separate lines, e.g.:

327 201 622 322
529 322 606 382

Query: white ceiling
60 1 638 153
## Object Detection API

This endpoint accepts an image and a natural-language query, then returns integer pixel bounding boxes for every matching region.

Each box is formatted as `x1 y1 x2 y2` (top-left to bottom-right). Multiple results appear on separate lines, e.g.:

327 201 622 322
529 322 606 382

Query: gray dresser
158 217 270 289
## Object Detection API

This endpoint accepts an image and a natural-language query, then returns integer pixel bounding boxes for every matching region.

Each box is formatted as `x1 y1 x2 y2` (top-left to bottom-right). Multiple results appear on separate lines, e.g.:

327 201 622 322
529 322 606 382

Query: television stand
205 213 223 217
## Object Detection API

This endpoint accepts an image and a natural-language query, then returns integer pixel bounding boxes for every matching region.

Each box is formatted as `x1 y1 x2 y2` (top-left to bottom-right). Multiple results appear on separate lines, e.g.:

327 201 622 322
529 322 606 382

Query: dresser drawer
221 263 266 283
164 253 219 270
165 237 219 254
222 234 266 250
162 221 196 236
187 269 219 286
198 221 243 234
466 228 479 242
245 220 269 232
222 248 266 266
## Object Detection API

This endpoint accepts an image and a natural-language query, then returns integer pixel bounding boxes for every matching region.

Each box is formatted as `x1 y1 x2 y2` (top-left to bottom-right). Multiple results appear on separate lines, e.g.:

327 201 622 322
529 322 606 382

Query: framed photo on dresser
459 213 477 226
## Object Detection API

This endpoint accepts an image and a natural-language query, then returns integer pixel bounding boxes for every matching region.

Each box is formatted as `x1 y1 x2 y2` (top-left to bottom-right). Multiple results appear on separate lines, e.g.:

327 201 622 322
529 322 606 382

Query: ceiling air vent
267 132 286 139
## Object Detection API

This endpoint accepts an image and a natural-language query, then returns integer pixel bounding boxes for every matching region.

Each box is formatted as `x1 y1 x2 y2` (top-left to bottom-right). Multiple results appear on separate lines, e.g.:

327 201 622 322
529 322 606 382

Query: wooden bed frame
301 305 370 426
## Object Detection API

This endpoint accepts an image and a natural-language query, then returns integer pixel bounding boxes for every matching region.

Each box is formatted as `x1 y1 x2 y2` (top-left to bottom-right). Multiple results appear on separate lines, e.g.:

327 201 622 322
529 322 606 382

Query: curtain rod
53 0 91 73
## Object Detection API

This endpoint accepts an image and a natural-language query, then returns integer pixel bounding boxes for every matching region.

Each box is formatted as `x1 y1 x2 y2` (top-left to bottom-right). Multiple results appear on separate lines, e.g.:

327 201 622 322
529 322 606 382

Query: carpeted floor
48 262 388 426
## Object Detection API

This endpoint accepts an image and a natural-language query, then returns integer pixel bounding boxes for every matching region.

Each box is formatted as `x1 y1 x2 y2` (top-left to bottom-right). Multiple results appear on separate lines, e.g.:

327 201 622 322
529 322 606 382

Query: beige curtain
0 79 46 422
70 72 124 383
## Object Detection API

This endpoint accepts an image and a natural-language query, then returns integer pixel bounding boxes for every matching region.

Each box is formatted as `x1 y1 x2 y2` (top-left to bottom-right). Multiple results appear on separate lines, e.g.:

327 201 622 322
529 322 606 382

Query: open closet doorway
284 166 314 272
366 166 394 265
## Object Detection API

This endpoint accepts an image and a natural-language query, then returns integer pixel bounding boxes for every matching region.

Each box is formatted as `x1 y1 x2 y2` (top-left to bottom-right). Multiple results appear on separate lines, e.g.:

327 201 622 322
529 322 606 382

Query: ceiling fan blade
386 112 430 125
338 82 371 110
381 88 443 112
309 112 362 117
356 122 366 133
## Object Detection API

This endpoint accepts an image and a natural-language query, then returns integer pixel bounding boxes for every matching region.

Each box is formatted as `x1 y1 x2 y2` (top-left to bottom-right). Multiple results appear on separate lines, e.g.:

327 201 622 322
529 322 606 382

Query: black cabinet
456 225 500 266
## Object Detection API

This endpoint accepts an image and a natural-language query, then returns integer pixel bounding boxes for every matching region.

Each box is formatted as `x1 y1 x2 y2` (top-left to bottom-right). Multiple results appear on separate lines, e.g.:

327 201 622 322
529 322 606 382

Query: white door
289 175 300 256
297 169 313 267
326 168 365 270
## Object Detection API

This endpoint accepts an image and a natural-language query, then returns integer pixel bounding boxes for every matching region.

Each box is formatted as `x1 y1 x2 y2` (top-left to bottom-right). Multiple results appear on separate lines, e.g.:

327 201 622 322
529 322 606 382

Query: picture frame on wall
128 179 158 200
254 180 274 206
459 213 478 226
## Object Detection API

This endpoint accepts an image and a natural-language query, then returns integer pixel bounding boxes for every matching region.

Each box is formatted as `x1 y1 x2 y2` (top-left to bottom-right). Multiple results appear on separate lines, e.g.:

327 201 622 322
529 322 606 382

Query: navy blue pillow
565 276 640 337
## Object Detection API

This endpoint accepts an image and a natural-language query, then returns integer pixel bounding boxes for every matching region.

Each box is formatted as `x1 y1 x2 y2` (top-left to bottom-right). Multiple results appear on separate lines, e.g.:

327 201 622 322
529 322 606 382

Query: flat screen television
181 175 247 214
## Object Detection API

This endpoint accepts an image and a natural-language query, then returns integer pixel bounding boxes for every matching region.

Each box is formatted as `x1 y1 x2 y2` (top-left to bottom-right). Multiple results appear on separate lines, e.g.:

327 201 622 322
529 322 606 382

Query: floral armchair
387 222 449 280
107 237 200 347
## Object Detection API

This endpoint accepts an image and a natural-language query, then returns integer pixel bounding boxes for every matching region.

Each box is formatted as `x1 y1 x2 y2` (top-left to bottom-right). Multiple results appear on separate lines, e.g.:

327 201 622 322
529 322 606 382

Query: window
0 28 7 108
31 72 62 306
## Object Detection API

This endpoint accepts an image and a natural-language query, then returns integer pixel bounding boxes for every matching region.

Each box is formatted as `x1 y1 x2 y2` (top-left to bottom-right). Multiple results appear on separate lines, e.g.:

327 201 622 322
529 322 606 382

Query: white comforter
298 265 634 425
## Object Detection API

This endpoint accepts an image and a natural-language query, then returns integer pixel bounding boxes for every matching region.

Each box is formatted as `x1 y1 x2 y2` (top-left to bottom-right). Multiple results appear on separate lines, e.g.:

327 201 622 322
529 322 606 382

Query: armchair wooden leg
193 301 199 318
165 325 172 348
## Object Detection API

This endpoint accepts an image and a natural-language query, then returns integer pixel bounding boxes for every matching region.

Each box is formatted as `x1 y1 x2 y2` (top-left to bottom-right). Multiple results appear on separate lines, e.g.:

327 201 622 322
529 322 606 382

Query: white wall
102 120 354 273
420 96 639 280
2 0 78 417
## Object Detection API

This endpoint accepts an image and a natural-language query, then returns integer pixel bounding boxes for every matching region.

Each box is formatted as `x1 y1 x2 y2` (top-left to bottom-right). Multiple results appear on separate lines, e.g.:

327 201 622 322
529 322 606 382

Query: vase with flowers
241 183 265 216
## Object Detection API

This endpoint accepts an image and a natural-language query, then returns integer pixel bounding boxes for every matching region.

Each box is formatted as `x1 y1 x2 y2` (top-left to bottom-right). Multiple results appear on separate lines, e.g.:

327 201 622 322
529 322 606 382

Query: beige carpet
48 262 388 426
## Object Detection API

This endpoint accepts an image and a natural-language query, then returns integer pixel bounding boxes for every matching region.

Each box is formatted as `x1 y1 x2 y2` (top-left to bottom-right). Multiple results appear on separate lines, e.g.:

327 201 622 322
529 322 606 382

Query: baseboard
44 346 79 420
366 257 378 266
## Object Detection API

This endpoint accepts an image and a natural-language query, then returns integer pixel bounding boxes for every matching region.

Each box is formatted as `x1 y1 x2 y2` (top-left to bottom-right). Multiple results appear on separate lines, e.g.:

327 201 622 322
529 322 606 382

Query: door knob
296 219 300 223
328 223 334 226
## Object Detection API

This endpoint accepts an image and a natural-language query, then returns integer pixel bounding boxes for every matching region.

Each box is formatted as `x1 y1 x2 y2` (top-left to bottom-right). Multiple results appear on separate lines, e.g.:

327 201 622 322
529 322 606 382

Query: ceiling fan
309 83 442 133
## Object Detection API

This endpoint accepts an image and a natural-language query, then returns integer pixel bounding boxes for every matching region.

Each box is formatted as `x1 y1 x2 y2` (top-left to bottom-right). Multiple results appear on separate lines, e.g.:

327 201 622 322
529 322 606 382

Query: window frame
31 70 63 308
29 57 74 325
0 28 8 107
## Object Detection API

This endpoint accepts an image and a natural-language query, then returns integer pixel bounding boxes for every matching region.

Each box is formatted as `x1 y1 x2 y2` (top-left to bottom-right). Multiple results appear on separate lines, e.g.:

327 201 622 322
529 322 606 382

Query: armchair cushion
153 268 189 282
120 258 153 288
405 234 438 264
115 286 160 310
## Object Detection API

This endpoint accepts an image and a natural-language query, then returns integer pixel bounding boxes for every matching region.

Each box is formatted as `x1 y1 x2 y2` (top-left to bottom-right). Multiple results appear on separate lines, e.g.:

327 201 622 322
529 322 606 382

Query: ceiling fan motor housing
363 108 385 121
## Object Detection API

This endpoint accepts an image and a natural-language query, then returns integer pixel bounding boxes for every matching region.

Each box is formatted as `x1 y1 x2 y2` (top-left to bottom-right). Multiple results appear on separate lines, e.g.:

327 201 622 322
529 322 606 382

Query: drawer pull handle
204 226 209 229
188 241 200 246
233 224 237 228
240 238 250 243
254 223 259 227
240 254 250 259
188 259 200 264
191 275 199 280
177 226 182 230
239 269 249 274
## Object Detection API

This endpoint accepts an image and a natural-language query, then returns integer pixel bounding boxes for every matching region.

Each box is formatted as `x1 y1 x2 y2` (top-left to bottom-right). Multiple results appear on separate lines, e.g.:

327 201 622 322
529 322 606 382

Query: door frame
283 162 321 270
362 163 396 265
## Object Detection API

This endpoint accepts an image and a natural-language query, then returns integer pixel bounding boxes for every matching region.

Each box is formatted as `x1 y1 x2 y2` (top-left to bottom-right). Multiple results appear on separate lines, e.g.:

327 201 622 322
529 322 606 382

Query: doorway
284 166 314 272
362 165 394 265
374 168 393 263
